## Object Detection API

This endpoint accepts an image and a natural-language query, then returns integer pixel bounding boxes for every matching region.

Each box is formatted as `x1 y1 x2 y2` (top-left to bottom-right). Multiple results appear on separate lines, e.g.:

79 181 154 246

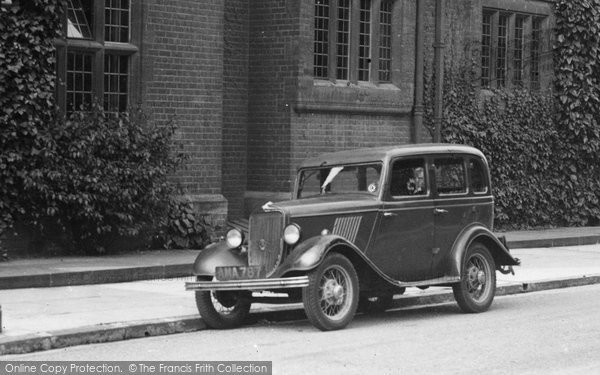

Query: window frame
313 0 395 85
388 157 430 200
480 8 548 91
55 0 141 114
296 162 384 199
433 157 468 197
468 157 490 195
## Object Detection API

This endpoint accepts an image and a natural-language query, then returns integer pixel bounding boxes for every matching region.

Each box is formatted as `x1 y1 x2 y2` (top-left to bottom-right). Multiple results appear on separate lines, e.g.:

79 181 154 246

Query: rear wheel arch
449 226 518 277
468 234 515 269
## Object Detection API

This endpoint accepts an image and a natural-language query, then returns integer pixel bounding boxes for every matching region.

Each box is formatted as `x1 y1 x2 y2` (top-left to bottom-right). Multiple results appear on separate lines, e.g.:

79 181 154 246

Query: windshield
297 163 383 198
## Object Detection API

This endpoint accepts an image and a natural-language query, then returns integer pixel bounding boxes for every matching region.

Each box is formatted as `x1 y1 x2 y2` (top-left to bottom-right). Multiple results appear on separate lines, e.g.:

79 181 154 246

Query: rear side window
390 158 427 197
469 158 489 194
435 157 466 195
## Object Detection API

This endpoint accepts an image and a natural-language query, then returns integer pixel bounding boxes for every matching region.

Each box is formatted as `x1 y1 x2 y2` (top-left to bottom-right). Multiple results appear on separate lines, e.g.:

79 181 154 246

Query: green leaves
553 0 600 226
23 105 184 253
555 0 600 149
1 1 65 255
0 2 193 255
155 201 212 250
432 69 577 229
423 0 600 229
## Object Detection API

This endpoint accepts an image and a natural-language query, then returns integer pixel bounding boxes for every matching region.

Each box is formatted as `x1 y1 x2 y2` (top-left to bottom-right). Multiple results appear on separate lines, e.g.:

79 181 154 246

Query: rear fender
192 242 248 277
447 224 521 278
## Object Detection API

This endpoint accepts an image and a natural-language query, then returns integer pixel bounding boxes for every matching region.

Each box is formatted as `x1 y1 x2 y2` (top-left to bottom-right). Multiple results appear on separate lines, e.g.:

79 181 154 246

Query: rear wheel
195 289 251 329
453 243 496 313
302 253 359 331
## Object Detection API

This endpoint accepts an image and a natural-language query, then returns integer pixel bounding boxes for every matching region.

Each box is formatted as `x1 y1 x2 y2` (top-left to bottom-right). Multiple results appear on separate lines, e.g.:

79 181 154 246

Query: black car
186 144 520 330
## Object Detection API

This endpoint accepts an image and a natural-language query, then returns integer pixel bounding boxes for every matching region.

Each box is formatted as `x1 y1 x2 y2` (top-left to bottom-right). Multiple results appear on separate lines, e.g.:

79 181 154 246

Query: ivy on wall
427 0 600 229
428 68 561 229
0 0 64 255
554 0 600 225
0 1 199 256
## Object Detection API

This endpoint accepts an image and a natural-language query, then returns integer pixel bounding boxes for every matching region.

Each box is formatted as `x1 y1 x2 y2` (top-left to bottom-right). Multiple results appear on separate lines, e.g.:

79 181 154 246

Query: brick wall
289 0 418 173
223 0 250 218
247 0 300 194
291 113 412 174
141 0 224 196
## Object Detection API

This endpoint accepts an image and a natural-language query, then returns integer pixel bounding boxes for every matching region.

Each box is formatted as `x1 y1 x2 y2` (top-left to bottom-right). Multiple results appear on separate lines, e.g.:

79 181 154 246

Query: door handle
383 212 397 217
434 208 448 215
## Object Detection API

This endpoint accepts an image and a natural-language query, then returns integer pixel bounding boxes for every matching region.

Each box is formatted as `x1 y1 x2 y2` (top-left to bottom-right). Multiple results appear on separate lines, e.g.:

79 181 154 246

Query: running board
394 276 460 288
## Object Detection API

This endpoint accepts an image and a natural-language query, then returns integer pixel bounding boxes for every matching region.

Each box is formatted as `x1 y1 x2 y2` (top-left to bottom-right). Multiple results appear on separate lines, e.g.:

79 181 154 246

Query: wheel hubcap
319 265 353 320
465 254 491 302
477 270 486 284
323 280 344 305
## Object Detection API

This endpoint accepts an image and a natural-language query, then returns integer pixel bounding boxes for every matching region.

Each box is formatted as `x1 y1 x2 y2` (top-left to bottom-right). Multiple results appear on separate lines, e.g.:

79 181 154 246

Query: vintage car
185 144 520 331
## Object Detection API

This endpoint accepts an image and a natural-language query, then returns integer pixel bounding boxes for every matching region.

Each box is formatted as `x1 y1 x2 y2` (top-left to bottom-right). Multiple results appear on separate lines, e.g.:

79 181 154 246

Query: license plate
215 266 264 281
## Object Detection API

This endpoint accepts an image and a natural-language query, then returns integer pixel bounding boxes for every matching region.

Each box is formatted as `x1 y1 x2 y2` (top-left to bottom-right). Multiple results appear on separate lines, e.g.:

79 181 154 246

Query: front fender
192 242 248 277
272 234 364 277
446 224 521 278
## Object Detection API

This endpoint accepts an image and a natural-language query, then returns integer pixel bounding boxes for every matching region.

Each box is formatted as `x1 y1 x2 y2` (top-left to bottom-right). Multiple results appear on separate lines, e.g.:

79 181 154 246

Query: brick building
54 0 556 223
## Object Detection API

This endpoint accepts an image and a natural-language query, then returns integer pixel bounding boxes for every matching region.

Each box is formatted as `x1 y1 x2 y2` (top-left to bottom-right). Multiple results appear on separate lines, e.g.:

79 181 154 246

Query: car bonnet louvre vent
332 216 362 243
248 211 284 275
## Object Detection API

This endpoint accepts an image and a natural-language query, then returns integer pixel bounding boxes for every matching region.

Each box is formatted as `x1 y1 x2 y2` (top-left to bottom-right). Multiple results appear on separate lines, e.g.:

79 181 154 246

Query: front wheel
195 289 251 329
302 253 359 331
453 243 496 313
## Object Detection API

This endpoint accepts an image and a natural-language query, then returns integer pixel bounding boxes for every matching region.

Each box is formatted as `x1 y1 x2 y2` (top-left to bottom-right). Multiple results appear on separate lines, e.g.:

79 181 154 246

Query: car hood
266 194 380 217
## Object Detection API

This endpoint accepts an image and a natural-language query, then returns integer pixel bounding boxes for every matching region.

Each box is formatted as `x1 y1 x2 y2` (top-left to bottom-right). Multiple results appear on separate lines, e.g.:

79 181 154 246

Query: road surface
4 284 600 374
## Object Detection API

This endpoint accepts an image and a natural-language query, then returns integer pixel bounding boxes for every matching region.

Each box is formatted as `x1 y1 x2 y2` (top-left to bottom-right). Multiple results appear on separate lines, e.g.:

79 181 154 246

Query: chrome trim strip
382 201 491 212
395 276 460 288
185 276 309 291
292 208 379 218
432 196 493 203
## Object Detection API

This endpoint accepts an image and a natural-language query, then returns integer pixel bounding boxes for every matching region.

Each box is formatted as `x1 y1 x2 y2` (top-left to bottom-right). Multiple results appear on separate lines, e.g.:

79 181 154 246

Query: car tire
453 242 496 313
302 252 359 331
195 289 251 329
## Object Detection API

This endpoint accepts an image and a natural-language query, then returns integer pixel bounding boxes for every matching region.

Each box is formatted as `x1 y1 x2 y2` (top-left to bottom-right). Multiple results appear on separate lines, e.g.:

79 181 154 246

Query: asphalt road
4 284 600 374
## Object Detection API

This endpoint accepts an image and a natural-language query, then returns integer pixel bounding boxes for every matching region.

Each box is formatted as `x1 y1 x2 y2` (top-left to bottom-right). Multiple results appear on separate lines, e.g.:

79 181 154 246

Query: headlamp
283 224 301 245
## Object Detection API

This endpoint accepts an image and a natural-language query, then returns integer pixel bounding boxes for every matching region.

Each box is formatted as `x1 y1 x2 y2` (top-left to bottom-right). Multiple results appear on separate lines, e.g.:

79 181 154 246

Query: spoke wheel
453 243 496 313
195 286 251 329
302 253 359 331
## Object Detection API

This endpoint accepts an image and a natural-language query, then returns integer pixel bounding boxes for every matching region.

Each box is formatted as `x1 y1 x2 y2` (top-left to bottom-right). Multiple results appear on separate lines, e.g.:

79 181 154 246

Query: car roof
298 143 486 169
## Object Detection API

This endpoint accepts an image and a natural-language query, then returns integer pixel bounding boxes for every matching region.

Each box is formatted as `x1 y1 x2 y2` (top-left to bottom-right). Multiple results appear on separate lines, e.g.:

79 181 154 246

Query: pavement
1 227 600 356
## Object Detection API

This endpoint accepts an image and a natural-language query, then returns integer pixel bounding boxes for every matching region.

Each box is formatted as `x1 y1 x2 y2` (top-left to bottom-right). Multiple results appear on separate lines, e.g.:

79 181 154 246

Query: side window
390 158 427 197
435 158 466 195
469 158 488 194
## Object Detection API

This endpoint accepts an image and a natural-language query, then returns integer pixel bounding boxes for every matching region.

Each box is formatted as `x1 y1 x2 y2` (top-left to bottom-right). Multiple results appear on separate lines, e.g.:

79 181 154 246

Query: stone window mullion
370 0 380 83
328 0 338 82
489 11 498 88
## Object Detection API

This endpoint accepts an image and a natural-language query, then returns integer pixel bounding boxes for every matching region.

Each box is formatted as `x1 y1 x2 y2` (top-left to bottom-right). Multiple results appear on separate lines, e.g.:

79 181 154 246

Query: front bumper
185 276 309 291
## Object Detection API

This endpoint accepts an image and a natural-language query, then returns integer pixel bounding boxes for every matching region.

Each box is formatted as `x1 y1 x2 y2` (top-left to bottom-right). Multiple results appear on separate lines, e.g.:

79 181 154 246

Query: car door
368 157 435 282
431 155 472 277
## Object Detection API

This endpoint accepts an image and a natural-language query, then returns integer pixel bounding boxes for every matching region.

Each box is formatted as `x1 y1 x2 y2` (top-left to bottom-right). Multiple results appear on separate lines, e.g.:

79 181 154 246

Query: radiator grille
248 211 284 276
